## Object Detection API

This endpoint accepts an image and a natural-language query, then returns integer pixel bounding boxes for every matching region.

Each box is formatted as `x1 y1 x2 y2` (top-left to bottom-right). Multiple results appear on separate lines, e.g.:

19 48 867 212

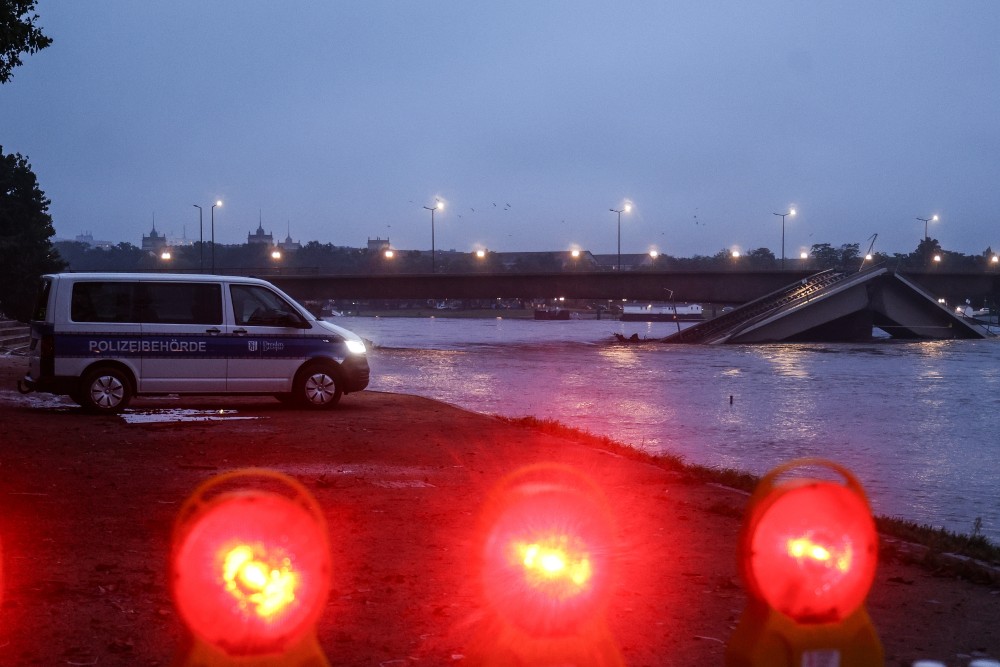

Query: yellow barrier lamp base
176 633 330 667
467 615 624 667
725 600 883 667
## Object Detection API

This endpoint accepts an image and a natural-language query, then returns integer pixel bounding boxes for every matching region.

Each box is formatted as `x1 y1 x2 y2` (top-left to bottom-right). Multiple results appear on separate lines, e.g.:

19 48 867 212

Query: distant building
592 253 650 271
74 231 114 249
368 237 391 253
278 223 301 252
247 221 273 245
141 224 168 252
278 233 302 252
496 250 600 271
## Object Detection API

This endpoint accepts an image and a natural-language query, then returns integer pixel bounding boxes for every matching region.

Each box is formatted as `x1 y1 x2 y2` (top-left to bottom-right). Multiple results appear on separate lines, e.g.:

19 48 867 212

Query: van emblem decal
247 340 258 352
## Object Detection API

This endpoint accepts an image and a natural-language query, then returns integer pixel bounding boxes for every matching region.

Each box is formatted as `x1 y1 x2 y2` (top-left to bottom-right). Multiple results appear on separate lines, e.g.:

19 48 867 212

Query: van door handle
233 328 248 335
205 327 221 335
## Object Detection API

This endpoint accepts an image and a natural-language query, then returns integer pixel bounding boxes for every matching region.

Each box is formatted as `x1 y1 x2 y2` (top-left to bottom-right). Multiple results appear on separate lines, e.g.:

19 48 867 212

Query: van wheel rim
91 375 124 408
304 373 336 404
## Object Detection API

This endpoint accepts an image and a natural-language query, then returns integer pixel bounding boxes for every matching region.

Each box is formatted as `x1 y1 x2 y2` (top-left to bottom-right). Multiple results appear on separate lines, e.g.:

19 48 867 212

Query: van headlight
345 339 366 355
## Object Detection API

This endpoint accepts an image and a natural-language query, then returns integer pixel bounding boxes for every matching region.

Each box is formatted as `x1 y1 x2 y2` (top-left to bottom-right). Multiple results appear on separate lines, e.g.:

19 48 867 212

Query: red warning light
726 458 883 667
171 470 331 659
742 464 878 623
479 464 615 637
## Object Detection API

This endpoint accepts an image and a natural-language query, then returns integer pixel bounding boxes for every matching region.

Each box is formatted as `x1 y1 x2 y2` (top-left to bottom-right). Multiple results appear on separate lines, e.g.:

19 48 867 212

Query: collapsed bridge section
662 267 992 344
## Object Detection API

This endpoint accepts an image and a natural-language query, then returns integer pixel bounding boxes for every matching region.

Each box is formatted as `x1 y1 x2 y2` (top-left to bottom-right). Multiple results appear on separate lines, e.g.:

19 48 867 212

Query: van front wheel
79 367 133 413
293 362 342 409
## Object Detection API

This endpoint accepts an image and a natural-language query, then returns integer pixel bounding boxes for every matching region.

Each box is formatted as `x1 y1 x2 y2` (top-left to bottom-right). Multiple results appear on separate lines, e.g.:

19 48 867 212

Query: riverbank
1 355 998 665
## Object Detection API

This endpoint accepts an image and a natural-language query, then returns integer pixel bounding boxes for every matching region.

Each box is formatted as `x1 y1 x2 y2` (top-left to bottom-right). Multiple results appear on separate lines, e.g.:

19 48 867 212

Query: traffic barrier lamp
470 463 623 666
725 458 883 667
171 469 332 666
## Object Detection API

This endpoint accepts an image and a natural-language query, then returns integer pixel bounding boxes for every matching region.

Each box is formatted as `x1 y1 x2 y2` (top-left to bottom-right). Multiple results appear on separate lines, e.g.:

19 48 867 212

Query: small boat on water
620 303 704 322
956 305 997 327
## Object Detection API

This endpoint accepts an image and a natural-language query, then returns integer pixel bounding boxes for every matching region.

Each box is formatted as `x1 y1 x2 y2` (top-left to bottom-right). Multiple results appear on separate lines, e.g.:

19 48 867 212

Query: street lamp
917 214 939 241
192 205 203 272
772 208 796 269
423 201 443 273
610 202 632 271
384 249 395 260
211 200 222 274
475 249 487 259
271 249 282 260
160 250 171 261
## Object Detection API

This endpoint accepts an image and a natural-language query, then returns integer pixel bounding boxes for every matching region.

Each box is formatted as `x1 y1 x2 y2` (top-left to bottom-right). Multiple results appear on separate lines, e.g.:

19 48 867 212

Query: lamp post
610 203 631 271
916 214 939 241
423 201 443 273
210 200 222 274
772 208 796 269
192 205 203 272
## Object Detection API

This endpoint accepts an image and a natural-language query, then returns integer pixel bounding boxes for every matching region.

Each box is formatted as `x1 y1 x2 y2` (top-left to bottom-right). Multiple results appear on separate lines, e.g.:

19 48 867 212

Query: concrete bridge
267 268 1000 305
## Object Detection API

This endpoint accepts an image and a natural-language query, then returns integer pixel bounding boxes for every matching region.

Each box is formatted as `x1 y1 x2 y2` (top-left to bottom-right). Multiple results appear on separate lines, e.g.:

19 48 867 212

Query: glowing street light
384 249 395 260
270 249 282 260
991 254 999 265
570 249 581 259
423 200 444 273
160 251 172 261
917 214 939 241
610 202 632 271
649 250 659 259
799 251 808 260
731 249 741 259
476 249 487 259
211 200 222 274
933 254 942 263
772 208 796 269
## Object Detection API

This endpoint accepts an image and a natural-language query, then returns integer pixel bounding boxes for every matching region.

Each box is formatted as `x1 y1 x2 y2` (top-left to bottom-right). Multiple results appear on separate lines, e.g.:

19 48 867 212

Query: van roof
44 273 275 286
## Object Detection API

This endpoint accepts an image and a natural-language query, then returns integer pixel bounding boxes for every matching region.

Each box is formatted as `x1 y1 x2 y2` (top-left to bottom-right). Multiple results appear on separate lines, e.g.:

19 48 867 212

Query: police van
18 273 370 413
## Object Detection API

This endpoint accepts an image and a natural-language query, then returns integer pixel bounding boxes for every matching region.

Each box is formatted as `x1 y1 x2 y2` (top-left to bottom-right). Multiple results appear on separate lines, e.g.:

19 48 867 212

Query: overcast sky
2 1 999 258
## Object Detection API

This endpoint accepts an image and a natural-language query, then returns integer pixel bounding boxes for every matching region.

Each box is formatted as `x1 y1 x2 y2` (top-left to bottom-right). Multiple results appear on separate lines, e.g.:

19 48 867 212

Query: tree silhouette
1 0 52 83
0 147 66 320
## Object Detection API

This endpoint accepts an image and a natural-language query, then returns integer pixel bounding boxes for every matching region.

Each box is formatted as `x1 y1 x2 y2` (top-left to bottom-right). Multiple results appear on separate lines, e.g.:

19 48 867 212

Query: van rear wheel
79 367 133 414
293 362 342 409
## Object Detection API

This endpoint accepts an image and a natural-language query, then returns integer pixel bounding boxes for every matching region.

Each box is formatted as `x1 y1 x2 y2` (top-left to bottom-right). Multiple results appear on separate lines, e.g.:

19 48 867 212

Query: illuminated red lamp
171 469 331 666
726 458 883 667
472 463 623 666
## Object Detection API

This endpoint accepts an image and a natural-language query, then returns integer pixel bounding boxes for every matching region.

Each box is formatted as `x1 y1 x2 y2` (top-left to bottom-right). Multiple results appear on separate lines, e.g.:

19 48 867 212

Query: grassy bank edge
497 414 1000 584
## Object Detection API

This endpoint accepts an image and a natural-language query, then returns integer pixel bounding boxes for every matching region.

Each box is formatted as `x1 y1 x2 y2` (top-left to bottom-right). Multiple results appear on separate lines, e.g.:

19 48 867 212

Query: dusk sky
3 1 999 259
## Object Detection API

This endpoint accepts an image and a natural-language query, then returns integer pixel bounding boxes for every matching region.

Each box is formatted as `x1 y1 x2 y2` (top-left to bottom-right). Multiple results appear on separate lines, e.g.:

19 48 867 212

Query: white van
18 273 370 413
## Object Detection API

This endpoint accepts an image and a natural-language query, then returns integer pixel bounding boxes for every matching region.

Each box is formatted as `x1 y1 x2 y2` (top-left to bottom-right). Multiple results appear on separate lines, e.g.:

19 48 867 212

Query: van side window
32 278 52 322
231 284 304 327
71 282 138 323
142 283 222 325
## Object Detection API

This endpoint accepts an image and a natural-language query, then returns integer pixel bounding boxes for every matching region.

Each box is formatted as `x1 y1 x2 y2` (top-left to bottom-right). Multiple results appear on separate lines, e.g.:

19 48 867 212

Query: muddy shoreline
0 355 998 665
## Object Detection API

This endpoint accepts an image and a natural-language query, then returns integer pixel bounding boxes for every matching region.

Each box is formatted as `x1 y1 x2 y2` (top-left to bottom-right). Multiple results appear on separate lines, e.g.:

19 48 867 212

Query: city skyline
59 212 988 261
3 2 999 258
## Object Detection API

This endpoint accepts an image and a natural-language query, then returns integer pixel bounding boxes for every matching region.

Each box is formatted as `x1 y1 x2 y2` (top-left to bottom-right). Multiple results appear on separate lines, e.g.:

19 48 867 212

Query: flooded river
338 315 1000 543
